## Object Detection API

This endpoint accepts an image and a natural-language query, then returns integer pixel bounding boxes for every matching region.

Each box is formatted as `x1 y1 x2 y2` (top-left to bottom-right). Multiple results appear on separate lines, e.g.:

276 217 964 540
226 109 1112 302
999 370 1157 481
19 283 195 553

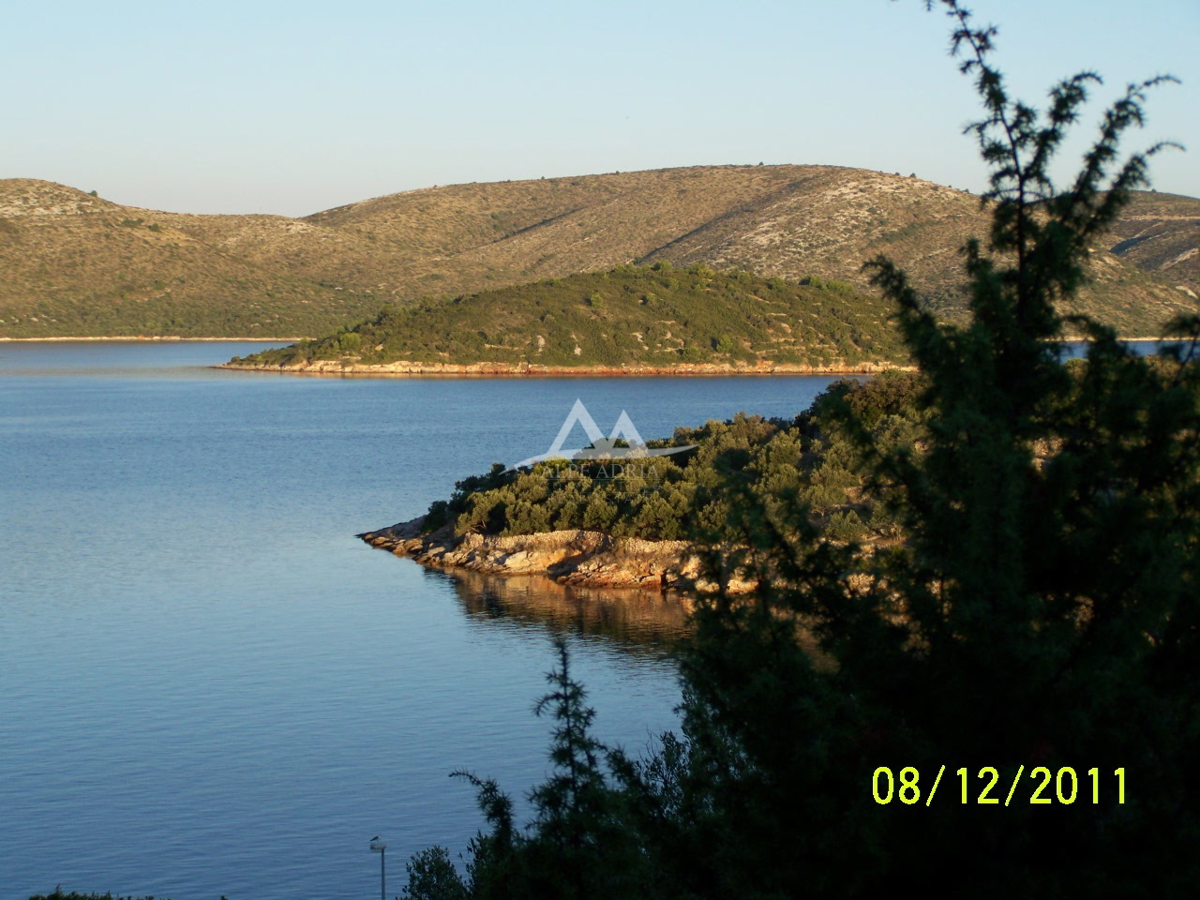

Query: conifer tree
678 1 1200 895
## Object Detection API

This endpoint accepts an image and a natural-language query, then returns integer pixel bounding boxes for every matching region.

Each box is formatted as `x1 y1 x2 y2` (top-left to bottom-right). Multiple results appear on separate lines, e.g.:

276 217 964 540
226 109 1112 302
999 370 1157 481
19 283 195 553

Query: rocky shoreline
224 359 907 377
358 517 754 593
1 335 303 342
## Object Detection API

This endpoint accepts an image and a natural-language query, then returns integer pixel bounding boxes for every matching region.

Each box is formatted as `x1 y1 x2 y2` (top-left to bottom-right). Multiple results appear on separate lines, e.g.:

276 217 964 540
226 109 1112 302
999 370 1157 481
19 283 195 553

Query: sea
0 341 858 900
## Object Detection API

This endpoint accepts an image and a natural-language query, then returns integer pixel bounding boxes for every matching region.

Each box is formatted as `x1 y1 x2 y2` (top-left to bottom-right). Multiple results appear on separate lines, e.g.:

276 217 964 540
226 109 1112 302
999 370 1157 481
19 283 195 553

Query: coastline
222 359 910 377
218 337 1176 377
359 517 754 594
0 336 305 343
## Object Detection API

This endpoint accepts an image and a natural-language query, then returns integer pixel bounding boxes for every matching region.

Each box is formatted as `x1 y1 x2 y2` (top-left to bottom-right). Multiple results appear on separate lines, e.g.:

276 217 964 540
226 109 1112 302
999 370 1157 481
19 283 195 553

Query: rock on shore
358 517 752 592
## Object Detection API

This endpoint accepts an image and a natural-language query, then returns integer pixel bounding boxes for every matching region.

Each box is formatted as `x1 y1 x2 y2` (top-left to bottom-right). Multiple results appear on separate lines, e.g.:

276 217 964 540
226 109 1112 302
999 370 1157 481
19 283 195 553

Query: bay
0 342 845 900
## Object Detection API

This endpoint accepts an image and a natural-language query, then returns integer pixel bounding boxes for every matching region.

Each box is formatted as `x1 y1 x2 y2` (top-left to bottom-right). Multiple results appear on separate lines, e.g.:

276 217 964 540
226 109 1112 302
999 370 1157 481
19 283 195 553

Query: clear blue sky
5 0 1197 216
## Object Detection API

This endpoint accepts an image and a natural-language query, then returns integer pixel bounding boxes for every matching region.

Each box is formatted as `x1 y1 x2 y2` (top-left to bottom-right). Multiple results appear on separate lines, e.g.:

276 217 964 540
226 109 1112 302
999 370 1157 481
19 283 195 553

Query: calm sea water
0 342 849 900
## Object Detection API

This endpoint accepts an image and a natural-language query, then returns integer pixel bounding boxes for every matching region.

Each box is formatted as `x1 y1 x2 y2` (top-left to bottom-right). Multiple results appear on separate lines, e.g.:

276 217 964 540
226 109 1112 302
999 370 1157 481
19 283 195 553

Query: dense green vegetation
399 4 1200 898
231 265 909 370
422 368 924 543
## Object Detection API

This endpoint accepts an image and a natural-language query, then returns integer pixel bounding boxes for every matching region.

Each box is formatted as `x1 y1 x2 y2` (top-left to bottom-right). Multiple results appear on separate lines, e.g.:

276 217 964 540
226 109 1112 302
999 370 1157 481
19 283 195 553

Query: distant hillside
0 180 366 337
1102 191 1200 302
228 265 908 373
1 166 1197 338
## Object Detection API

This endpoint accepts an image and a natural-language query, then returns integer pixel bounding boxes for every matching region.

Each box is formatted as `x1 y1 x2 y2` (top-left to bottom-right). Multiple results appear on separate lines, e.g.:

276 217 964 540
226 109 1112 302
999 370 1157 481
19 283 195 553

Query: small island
224 265 911 375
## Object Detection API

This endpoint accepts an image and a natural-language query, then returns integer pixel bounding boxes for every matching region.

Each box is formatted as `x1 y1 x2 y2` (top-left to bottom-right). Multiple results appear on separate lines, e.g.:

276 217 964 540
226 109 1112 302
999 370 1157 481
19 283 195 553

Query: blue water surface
0 342 849 900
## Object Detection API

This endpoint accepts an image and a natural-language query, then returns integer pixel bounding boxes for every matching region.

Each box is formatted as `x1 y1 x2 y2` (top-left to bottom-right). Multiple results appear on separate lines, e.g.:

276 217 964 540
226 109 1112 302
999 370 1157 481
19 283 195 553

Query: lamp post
369 836 386 900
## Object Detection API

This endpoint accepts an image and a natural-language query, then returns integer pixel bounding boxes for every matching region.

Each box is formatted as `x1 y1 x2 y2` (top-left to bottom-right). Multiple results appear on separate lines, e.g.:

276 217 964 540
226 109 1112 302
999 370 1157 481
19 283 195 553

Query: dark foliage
671 2 1200 895
419 371 921 545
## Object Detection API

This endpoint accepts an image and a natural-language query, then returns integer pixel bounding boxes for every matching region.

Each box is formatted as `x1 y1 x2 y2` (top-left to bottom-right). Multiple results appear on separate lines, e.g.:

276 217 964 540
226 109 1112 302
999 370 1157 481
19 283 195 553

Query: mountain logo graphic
506 399 697 471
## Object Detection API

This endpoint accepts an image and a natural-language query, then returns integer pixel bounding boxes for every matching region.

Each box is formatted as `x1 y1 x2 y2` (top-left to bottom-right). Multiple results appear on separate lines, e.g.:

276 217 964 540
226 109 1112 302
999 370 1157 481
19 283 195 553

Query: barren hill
1 165 1196 338
1102 191 1200 302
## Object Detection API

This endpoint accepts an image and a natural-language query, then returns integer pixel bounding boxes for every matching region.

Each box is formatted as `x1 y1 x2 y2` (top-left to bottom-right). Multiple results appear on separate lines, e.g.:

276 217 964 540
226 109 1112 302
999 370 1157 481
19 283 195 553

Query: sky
5 0 1197 217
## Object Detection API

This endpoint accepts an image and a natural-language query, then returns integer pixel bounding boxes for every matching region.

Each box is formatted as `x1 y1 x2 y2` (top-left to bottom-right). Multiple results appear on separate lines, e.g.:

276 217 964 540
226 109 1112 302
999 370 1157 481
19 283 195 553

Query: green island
225 265 909 374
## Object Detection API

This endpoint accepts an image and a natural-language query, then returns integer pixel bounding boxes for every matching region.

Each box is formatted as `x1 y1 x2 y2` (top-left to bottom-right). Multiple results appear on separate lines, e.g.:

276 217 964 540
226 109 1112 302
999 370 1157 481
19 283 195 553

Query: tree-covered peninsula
373 367 918 541
226 265 909 373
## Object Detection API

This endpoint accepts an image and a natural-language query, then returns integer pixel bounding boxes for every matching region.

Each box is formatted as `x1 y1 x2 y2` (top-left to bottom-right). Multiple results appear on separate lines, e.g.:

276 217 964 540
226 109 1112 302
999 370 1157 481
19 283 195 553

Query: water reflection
431 567 693 656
